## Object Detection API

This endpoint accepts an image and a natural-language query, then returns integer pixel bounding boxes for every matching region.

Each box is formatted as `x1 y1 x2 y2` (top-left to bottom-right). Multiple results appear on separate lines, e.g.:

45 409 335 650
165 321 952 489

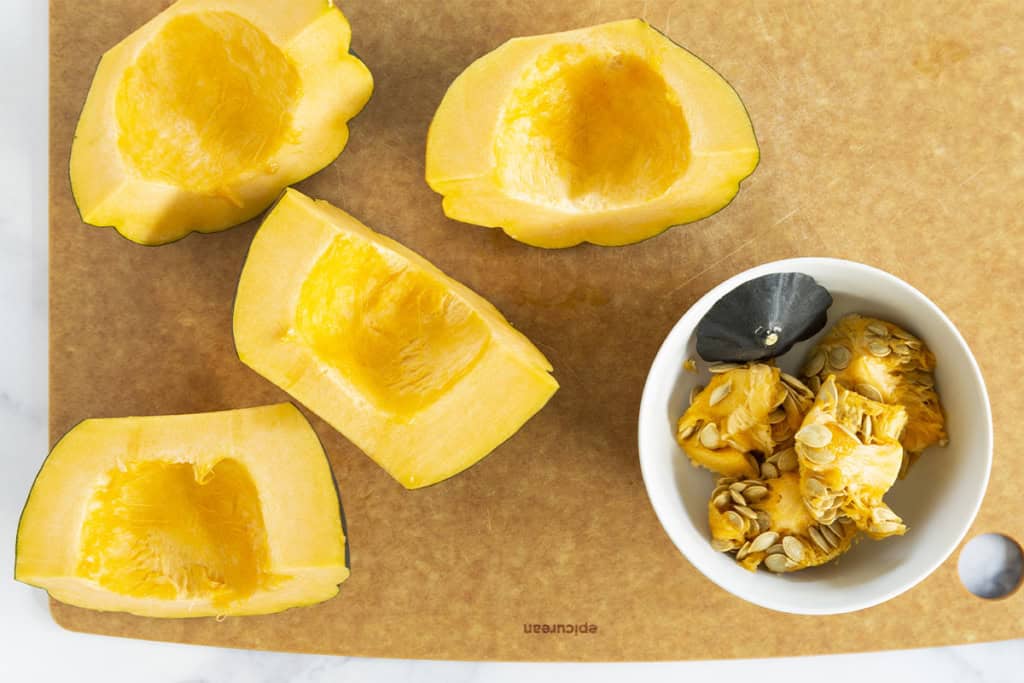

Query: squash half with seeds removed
70 0 373 244
426 19 758 248
15 403 348 617
233 189 558 489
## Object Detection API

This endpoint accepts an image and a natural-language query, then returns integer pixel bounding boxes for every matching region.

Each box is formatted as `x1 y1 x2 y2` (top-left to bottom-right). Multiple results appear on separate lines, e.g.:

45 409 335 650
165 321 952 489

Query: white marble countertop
2 2 1021 680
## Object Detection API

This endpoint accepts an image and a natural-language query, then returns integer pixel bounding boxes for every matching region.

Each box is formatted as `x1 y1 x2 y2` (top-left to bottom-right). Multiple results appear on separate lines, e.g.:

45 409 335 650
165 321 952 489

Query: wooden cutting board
49 0 1024 660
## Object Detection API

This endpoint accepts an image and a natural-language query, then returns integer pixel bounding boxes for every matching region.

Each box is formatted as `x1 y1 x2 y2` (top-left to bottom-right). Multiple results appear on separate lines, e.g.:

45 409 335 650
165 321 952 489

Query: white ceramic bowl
638 257 992 614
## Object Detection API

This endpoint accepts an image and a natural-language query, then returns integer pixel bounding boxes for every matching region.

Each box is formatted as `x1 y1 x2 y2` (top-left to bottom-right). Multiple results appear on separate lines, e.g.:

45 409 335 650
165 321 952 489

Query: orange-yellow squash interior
70 0 372 244
15 403 348 617
426 19 758 248
234 189 558 489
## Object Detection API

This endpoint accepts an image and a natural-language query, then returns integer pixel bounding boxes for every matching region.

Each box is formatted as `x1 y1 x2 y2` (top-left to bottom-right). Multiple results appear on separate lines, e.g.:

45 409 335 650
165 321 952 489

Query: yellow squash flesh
676 364 805 479
71 0 373 244
15 403 348 617
801 314 946 475
795 377 909 540
233 189 559 489
426 19 758 248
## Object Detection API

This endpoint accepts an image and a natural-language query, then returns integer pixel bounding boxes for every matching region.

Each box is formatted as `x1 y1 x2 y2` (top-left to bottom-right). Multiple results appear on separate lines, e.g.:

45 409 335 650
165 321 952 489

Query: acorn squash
425 19 758 248
70 0 373 244
233 189 558 489
15 403 348 618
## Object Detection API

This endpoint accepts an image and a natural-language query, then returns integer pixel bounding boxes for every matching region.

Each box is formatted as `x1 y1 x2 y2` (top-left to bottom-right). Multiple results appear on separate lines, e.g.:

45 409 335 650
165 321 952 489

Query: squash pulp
233 189 558 489
426 19 758 248
15 403 348 617
71 0 373 244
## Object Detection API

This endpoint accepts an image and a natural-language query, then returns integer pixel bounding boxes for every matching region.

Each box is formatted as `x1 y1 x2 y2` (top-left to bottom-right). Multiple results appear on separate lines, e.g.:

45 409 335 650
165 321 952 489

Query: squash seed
856 382 883 402
861 414 873 442
802 446 835 466
713 491 732 510
892 342 911 356
867 322 889 336
760 462 779 479
689 385 704 405
729 481 748 493
709 362 743 374
736 540 753 561
892 328 915 340
709 381 732 407
756 510 772 531
782 536 806 562
735 505 758 520
807 375 821 393
678 422 696 440
804 350 826 377
749 531 779 553
781 373 813 398
822 379 839 406
724 511 744 531
835 421 861 443
820 524 841 549
768 409 788 424
744 485 769 502
730 490 746 506
829 346 852 370
777 448 799 473
699 422 722 449
796 423 833 449
868 341 891 357
808 525 830 552
870 520 904 535
805 477 829 499
764 553 793 573
711 538 734 552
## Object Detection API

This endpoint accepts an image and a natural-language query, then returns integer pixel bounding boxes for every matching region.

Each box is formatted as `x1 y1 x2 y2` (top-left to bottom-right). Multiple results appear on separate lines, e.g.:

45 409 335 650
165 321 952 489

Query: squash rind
70 0 373 245
15 403 348 617
425 19 758 248
233 190 558 489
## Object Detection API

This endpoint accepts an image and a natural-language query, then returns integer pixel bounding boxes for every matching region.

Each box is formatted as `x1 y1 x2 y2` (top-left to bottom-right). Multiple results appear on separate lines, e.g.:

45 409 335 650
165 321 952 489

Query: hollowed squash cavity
234 189 558 489
496 47 690 210
426 19 758 248
78 459 273 606
16 403 349 618
296 235 490 417
71 0 373 244
115 12 300 196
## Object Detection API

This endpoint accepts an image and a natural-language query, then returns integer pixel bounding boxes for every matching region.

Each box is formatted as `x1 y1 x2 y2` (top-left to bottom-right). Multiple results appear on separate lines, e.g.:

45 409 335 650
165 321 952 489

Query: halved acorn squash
233 189 558 489
70 0 373 245
15 403 348 618
425 19 758 248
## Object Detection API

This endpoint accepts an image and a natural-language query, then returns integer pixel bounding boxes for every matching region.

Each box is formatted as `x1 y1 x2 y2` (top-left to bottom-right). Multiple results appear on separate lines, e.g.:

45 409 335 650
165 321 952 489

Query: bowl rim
637 256 993 615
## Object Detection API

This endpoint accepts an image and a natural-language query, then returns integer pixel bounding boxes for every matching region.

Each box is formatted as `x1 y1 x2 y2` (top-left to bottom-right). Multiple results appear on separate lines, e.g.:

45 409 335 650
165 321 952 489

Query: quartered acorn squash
70 0 373 244
426 19 758 248
233 189 558 489
15 403 348 618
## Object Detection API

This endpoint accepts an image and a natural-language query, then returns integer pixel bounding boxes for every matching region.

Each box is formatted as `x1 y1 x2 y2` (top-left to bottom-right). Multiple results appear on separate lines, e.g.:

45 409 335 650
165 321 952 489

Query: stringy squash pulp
233 190 558 489
15 404 348 617
426 19 758 247
71 0 372 244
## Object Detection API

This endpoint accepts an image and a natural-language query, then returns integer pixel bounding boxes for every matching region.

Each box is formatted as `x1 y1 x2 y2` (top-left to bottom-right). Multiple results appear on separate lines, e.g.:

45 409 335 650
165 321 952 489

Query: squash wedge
426 19 758 248
233 189 558 489
70 0 373 244
15 403 348 618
